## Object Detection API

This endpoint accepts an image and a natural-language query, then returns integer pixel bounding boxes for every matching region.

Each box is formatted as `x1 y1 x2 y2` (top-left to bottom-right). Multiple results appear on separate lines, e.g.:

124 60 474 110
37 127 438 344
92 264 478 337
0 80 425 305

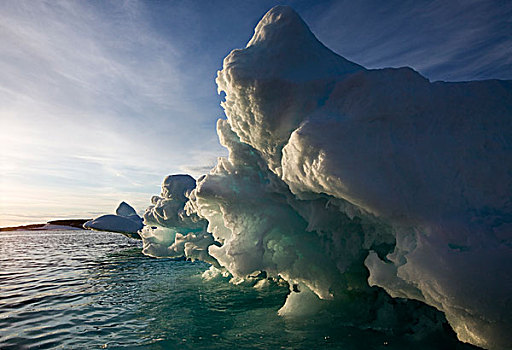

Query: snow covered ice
83 201 143 238
144 6 512 350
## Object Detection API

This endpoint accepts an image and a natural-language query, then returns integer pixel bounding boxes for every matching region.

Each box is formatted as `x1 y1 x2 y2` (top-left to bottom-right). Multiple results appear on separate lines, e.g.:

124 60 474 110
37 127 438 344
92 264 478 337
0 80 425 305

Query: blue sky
1 0 511 226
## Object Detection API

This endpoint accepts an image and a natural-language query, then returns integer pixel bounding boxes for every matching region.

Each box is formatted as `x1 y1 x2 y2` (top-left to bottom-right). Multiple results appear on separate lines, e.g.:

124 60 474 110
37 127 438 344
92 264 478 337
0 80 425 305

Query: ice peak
233 5 363 82
247 5 316 48
266 5 299 18
116 201 137 217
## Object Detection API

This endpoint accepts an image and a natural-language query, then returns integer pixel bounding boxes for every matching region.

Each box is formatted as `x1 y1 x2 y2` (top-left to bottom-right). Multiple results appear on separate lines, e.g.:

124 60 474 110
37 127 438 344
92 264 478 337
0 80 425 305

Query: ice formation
116 201 139 218
139 175 215 264
83 201 143 238
145 6 512 350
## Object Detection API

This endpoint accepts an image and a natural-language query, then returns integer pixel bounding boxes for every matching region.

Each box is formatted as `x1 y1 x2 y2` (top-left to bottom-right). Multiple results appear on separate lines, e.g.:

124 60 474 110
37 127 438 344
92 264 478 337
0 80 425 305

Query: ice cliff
143 6 512 350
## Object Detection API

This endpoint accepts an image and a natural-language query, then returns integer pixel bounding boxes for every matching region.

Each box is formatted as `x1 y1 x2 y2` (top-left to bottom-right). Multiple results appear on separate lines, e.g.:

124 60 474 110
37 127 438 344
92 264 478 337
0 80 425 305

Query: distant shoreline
0 219 91 231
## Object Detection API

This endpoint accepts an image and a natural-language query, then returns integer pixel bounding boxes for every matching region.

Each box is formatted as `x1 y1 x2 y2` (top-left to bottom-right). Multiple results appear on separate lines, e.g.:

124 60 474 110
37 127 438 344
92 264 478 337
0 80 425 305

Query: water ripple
0 230 478 349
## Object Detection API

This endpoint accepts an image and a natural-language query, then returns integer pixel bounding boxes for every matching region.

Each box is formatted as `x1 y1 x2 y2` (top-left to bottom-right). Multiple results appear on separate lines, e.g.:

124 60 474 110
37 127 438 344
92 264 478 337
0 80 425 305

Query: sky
1 0 511 227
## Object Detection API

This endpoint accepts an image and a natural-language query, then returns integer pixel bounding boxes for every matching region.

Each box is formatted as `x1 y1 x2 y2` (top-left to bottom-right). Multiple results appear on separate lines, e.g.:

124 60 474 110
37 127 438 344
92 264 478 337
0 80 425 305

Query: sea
0 229 477 349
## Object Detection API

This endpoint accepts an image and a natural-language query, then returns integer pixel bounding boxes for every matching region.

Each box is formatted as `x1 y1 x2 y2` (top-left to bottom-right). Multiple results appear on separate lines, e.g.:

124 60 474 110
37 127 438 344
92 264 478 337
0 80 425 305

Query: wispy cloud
304 0 512 81
0 0 225 225
0 0 509 226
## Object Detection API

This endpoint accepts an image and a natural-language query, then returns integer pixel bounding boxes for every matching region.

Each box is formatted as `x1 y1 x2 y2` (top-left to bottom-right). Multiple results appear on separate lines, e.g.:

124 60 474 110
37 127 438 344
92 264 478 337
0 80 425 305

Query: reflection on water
0 230 477 349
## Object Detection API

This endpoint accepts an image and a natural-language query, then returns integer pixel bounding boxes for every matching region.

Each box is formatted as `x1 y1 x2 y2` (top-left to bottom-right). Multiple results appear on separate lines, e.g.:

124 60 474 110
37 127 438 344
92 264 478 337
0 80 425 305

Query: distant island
0 219 90 231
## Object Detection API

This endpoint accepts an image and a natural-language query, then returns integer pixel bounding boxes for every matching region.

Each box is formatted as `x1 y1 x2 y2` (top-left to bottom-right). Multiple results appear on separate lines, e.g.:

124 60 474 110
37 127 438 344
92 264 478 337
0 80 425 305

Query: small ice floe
83 201 143 239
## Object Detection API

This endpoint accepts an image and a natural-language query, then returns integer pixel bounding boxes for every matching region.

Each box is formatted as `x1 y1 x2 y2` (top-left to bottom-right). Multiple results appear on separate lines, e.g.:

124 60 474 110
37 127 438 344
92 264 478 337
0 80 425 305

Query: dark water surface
0 230 476 349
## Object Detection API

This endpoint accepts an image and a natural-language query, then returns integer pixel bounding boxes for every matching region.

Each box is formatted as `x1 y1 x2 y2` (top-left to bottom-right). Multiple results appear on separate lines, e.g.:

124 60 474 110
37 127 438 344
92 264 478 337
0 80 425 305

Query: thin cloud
1 0 509 226
306 0 512 81
0 0 225 225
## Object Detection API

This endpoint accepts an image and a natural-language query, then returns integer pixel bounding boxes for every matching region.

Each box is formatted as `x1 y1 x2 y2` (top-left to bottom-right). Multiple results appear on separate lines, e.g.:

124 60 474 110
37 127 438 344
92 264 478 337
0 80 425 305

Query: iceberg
83 201 143 238
144 6 512 349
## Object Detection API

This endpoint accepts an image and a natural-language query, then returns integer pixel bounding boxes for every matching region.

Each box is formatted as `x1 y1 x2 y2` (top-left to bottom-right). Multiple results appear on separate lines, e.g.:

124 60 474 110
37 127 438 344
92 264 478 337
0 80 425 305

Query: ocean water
0 230 477 350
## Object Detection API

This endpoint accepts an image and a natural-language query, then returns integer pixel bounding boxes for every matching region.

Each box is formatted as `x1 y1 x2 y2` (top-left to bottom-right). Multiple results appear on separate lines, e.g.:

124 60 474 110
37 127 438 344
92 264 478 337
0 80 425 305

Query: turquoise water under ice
0 230 477 349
